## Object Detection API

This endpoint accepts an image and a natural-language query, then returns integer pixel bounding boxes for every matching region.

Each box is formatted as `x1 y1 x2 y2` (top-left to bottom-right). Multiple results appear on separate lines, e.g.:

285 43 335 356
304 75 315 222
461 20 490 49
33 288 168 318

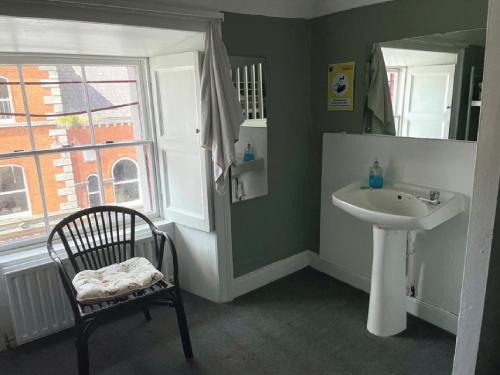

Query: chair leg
142 304 152 321
174 294 193 359
76 324 90 375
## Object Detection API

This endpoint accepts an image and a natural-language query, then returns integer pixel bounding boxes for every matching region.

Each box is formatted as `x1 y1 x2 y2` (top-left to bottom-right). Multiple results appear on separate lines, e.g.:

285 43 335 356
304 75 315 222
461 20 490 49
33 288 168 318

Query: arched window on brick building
112 158 140 205
86 174 102 207
0 77 14 123
0 165 30 217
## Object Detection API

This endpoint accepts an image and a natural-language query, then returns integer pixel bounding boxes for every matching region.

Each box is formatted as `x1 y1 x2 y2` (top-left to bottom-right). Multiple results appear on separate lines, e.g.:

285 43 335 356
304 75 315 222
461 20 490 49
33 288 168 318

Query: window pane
113 159 138 182
0 77 13 121
0 191 29 215
0 66 31 153
88 192 102 207
0 157 45 244
0 164 30 216
85 65 144 142
84 65 137 82
86 173 102 207
0 66 24 116
92 104 143 143
87 174 99 192
87 81 138 110
388 72 397 103
22 65 92 149
100 145 154 212
39 150 101 227
114 181 140 204
0 165 26 191
0 78 9 98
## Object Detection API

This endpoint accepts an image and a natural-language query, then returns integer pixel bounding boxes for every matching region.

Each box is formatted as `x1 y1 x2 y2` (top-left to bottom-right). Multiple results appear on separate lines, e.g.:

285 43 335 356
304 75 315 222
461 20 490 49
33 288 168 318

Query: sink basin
332 181 465 230
331 181 465 336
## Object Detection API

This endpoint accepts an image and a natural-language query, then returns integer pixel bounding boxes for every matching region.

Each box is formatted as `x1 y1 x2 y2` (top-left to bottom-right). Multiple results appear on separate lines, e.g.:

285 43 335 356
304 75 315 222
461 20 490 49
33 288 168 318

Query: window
86 174 102 207
0 76 14 123
0 165 30 217
112 158 140 205
386 67 406 136
0 58 157 248
230 62 266 123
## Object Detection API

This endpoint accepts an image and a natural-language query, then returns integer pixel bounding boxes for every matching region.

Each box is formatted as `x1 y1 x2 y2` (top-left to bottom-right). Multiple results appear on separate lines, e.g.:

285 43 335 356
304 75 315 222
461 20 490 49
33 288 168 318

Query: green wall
224 1 489 277
306 0 489 255
222 13 313 277
5 1 488 279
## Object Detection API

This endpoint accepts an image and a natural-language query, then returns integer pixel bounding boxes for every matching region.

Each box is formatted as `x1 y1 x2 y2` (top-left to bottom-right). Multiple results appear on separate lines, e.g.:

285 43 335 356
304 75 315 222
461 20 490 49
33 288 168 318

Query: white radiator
3 238 164 346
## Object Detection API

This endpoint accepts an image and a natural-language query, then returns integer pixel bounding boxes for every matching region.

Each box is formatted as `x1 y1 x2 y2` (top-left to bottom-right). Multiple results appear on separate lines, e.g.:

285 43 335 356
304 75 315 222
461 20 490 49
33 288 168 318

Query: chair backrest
48 206 148 273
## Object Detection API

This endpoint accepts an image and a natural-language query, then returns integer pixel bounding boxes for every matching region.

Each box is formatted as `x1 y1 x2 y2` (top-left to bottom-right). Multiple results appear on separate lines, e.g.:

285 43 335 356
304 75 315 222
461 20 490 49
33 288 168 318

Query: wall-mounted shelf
231 157 265 178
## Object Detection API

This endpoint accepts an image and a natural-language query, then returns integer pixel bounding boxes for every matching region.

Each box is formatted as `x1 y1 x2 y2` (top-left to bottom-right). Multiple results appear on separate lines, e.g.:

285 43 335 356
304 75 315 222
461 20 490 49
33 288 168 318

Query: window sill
0 219 173 272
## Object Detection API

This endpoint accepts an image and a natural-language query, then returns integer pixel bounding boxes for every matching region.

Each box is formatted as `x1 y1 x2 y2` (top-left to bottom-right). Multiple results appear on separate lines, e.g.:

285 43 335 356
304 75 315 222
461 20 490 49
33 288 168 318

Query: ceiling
0 16 205 57
26 0 396 20
404 29 487 49
170 0 395 18
0 1 399 56
435 29 486 47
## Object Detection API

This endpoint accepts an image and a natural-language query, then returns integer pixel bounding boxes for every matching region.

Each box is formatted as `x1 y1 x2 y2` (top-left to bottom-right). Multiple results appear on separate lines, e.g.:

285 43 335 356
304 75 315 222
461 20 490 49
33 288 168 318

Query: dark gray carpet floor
0 267 455 375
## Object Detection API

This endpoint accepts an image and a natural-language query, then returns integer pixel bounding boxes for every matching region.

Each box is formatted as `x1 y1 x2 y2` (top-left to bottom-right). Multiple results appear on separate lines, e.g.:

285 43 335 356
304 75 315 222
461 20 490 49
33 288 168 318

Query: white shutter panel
150 52 213 232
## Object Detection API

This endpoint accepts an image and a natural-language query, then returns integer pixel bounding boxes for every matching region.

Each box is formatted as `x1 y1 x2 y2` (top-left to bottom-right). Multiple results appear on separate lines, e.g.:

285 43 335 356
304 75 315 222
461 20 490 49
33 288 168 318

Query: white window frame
0 164 31 219
111 157 142 207
386 66 407 137
86 173 102 207
0 75 15 124
0 53 161 253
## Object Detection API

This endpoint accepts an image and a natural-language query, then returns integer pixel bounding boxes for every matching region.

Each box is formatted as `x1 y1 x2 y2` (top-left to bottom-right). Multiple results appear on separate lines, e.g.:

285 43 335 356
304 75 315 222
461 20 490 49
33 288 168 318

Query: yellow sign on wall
327 62 355 111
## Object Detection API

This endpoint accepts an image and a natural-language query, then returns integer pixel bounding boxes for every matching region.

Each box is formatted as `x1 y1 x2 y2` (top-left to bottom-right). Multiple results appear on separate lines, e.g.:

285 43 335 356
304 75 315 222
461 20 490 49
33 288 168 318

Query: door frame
453 0 500 373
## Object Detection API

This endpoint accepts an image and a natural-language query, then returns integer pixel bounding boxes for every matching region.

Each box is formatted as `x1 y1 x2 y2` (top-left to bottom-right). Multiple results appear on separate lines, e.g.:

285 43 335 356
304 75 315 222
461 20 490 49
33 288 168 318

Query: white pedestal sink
332 181 465 336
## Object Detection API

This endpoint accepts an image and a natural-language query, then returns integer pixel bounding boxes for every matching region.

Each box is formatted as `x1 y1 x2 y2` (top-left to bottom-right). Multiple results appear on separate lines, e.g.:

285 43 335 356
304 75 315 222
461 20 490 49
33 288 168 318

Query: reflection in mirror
365 28 486 141
229 56 268 203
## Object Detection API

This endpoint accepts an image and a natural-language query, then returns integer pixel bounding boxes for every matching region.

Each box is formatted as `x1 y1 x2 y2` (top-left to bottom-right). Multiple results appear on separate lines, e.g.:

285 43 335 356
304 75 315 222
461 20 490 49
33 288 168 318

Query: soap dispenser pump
369 158 384 189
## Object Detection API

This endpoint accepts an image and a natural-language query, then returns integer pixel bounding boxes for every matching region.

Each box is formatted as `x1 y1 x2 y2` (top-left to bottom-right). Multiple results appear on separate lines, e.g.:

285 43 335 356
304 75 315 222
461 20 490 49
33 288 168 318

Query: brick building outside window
0 61 155 247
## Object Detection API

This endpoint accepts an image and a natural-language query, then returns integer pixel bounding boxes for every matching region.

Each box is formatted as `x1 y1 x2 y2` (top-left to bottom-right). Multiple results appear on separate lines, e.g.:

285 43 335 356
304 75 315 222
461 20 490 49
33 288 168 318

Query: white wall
453 0 500 372
320 133 476 328
173 224 221 302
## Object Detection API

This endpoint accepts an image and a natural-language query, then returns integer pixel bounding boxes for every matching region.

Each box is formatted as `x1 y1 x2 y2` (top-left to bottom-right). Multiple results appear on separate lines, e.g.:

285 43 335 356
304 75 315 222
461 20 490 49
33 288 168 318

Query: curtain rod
9 0 224 21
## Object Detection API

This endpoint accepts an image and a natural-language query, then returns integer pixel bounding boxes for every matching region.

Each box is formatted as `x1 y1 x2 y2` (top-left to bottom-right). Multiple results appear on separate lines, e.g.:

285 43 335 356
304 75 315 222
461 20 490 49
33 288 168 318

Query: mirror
229 56 269 203
365 28 486 141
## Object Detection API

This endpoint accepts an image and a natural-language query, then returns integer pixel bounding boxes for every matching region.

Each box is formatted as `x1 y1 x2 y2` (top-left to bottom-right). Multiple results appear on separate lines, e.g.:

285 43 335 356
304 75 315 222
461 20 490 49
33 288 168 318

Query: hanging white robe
364 45 396 136
200 22 245 193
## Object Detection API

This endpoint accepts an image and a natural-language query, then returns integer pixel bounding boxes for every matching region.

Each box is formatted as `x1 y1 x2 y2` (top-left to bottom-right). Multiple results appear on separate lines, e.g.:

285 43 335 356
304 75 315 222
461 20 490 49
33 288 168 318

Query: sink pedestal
367 226 407 336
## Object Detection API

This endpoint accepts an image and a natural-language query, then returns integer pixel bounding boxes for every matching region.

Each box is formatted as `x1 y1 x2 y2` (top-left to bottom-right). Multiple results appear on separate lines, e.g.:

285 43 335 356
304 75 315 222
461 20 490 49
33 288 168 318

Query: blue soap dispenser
369 158 384 189
243 143 255 161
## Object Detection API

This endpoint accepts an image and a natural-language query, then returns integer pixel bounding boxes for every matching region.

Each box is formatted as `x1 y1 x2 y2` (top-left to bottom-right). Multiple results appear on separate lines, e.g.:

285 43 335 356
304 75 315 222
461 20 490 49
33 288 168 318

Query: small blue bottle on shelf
243 143 255 161
369 159 384 189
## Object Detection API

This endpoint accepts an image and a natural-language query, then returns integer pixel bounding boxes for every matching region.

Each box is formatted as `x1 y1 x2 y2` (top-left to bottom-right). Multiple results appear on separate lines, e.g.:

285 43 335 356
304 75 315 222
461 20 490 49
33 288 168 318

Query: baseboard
308 252 457 334
406 296 458 334
308 251 371 293
230 251 310 300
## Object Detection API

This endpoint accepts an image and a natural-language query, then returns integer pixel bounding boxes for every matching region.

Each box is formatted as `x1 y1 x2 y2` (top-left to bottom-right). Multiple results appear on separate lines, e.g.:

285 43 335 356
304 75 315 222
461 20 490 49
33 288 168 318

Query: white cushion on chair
72 257 164 304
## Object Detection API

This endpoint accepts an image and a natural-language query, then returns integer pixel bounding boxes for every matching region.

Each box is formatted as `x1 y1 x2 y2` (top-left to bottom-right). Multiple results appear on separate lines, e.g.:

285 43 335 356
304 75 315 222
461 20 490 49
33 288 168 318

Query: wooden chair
46 206 193 375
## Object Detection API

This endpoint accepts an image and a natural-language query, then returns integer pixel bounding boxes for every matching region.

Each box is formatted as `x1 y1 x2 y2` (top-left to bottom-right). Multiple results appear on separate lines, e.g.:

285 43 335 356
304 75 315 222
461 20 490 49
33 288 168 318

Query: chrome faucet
417 190 440 205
